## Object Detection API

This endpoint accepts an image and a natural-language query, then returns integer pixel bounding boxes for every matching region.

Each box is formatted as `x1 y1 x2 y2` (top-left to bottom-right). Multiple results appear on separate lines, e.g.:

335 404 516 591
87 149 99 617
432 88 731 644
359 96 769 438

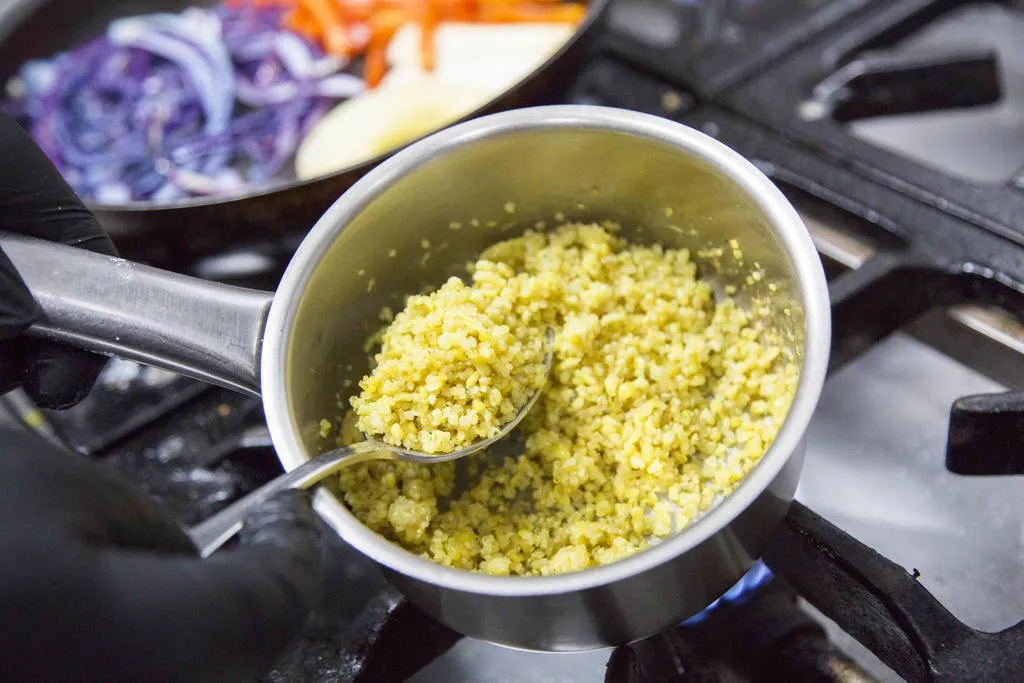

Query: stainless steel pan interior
1 105 831 651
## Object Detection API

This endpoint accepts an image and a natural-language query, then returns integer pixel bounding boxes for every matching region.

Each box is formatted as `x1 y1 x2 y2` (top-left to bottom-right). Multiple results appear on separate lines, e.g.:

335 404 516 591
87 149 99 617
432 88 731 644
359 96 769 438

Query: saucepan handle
0 234 274 396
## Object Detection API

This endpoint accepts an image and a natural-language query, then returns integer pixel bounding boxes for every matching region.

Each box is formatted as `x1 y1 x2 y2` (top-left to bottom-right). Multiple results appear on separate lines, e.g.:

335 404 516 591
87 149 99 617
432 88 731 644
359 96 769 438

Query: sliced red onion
107 13 235 135
4 4 360 203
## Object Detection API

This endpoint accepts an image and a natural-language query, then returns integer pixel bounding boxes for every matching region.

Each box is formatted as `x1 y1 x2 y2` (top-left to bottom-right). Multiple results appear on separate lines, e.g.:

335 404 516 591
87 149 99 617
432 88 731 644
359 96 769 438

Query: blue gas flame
681 560 774 626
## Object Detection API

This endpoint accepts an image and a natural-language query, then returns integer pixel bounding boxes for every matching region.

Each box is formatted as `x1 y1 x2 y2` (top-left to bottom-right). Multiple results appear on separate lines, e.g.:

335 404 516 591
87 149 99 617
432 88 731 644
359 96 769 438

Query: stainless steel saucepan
1 105 830 652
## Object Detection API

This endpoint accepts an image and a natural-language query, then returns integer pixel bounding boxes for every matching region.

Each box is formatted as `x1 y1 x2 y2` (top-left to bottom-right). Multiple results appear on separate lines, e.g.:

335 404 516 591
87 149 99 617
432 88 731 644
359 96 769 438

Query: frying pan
1 105 831 651
0 0 610 266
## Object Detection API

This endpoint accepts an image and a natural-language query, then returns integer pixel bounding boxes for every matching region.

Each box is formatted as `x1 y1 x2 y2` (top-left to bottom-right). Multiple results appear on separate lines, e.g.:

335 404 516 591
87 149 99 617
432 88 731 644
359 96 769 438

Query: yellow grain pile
350 275 548 454
334 222 798 576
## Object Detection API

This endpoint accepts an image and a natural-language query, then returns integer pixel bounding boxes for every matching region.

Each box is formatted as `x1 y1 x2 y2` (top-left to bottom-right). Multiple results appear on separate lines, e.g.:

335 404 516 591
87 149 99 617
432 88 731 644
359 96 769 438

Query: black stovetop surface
12 1 1024 681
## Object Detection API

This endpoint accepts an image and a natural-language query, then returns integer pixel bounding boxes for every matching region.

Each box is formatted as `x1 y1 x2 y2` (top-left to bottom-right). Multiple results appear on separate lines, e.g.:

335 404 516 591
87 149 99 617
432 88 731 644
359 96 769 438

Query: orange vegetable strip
262 0 588 80
336 0 411 22
364 43 387 88
334 0 366 22
364 8 406 87
477 2 585 22
300 0 353 56
285 6 324 39
419 0 439 71
331 0 374 53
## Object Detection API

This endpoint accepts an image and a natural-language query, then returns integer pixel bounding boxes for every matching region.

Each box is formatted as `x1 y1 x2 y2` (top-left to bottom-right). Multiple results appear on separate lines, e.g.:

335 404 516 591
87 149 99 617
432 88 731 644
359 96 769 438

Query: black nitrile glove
0 113 324 681
0 111 118 408
0 427 323 683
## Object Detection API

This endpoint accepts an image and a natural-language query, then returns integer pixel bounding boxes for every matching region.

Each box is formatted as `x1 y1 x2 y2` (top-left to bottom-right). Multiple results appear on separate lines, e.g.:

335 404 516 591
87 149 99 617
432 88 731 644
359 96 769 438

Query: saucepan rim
260 104 831 598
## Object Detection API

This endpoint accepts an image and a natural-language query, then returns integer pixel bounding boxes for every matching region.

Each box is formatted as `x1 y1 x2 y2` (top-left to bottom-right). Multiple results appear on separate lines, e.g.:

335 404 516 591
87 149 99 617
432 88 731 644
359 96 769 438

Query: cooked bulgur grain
350 273 548 454
336 222 798 576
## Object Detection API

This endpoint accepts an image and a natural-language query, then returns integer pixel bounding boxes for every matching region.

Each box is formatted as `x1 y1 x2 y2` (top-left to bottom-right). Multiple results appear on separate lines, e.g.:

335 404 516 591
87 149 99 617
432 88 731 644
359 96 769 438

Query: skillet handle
0 234 273 396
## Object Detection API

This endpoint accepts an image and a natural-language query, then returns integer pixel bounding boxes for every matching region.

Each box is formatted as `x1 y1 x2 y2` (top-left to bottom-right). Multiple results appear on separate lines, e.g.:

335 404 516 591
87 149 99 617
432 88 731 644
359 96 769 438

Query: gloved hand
0 113 324 682
0 111 118 408
0 427 323 683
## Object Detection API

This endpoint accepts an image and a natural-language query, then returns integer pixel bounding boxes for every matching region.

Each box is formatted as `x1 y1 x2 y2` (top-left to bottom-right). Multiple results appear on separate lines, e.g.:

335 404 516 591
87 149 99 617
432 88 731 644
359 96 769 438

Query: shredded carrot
364 8 406 86
285 7 324 38
363 44 388 87
418 0 439 71
235 0 586 86
303 0 352 55
478 2 585 23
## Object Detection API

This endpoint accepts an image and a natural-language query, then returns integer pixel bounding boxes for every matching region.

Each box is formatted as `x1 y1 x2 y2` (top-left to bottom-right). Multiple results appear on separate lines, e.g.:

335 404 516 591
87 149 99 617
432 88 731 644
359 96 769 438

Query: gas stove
3 1 1024 681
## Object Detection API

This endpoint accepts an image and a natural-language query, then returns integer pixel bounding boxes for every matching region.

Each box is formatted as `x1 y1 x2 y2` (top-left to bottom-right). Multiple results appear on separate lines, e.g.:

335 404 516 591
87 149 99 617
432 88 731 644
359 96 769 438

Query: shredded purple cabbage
5 4 363 203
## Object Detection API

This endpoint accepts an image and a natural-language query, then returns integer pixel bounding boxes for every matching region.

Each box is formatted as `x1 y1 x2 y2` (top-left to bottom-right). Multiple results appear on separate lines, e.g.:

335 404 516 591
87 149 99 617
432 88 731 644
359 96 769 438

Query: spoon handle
189 440 386 557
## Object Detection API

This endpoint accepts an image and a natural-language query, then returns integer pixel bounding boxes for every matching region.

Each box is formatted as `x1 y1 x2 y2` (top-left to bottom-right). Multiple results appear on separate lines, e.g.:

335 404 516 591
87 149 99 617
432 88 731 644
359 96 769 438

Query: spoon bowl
189 328 554 556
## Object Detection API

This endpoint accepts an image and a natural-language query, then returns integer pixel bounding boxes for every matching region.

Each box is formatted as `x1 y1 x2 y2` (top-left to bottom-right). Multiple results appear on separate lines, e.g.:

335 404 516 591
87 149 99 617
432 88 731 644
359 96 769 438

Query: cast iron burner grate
5 1 1024 680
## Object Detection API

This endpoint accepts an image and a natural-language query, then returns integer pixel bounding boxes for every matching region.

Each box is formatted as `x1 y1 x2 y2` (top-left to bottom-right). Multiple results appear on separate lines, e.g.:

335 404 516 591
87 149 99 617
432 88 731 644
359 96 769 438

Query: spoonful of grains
188 275 554 556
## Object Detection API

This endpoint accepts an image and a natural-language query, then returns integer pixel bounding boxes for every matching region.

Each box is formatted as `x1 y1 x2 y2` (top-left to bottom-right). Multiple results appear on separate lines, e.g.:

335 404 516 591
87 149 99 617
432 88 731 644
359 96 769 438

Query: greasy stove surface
3 0 1024 681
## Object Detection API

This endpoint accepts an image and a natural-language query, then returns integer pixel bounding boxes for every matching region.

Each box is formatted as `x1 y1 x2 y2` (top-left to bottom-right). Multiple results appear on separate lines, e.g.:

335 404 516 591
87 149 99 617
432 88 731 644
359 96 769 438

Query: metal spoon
190 329 554 556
